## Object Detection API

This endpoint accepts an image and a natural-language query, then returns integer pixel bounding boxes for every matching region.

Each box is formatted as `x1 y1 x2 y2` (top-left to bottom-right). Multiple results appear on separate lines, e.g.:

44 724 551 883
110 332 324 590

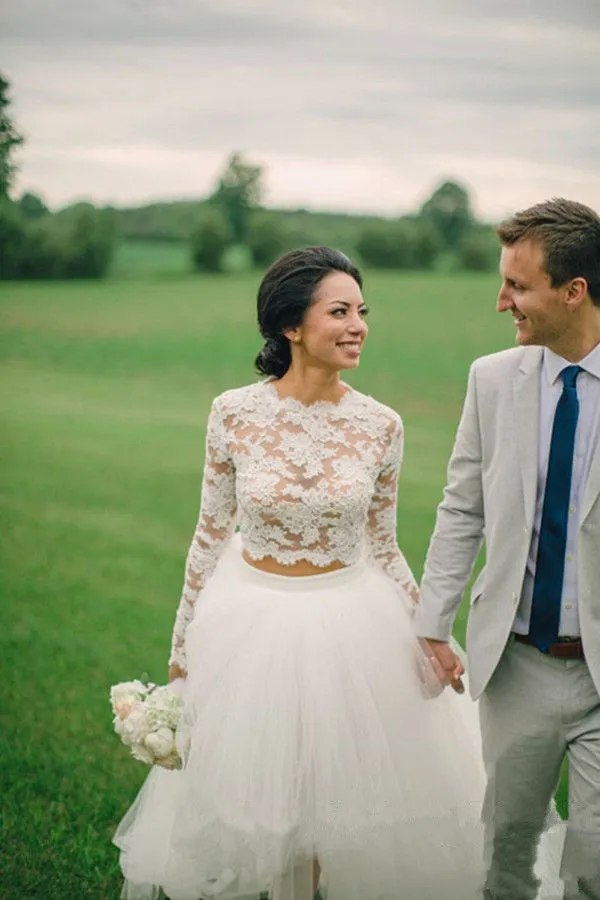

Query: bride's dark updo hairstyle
255 246 363 379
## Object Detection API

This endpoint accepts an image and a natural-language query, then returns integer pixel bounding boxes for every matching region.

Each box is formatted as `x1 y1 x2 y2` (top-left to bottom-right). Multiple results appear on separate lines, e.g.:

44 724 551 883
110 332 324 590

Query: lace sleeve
169 398 237 672
366 415 420 606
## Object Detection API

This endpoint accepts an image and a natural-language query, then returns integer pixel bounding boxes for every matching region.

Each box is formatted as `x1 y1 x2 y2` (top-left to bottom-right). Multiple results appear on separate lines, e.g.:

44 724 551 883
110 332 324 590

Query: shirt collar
543 342 600 386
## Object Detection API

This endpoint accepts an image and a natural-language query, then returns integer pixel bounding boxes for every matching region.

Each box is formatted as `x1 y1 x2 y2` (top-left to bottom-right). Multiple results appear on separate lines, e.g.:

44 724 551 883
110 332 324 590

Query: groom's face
497 239 570 351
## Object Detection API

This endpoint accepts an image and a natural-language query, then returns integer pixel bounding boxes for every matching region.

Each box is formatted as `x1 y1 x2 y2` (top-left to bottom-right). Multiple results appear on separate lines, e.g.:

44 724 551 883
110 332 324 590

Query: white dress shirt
515 341 600 637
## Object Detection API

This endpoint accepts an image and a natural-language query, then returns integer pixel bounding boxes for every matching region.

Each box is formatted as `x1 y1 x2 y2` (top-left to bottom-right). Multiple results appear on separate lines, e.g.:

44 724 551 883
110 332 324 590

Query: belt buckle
546 638 583 660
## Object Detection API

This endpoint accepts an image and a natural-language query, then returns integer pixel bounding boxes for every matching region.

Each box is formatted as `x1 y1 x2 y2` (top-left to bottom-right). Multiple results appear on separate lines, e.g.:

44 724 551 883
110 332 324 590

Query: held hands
419 639 465 694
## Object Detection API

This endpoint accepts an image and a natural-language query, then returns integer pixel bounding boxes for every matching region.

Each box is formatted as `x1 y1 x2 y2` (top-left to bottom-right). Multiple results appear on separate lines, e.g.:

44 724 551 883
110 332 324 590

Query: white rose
145 687 182 730
114 698 136 720
144 727 175 758
131 742 155 765
121 706 150 745
110 681 146 713
113 716 127 739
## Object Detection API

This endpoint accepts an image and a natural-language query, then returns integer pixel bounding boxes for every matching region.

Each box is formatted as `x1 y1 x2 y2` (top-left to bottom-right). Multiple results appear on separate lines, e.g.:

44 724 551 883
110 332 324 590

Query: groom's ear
564 276 589 309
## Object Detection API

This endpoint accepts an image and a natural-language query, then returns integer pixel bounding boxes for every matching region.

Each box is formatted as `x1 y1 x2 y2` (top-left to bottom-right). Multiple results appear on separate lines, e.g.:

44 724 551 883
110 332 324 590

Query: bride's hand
420 639 465 694
168 663 187 683
154 752 181 771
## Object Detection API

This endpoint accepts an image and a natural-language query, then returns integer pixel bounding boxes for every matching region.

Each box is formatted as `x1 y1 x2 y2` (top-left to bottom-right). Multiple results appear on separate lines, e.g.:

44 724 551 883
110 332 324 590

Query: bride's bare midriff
242 551 347 577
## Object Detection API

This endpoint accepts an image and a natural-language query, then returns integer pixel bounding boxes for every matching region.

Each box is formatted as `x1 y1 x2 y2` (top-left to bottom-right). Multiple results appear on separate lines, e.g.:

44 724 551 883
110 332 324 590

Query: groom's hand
420 639 465 694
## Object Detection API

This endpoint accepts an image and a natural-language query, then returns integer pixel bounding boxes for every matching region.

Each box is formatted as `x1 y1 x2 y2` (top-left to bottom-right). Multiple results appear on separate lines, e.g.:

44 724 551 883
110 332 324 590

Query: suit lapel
513 348 543 529
581 433 600 524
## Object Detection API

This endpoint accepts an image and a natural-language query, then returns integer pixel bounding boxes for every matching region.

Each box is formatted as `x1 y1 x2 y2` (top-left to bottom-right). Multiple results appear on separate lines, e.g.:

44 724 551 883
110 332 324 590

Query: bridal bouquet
110 679 185 769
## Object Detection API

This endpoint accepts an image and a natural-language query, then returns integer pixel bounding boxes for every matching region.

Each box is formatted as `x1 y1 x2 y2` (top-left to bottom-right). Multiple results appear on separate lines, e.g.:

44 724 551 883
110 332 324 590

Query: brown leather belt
514 633 585 660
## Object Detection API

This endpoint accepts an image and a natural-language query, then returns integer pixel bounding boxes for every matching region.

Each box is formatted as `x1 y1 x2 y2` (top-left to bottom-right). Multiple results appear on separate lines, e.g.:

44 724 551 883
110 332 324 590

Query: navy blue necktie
529 365 583 651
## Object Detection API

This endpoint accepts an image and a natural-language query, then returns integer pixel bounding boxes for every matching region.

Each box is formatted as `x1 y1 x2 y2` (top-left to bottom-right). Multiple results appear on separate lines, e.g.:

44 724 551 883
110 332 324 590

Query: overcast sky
2 0 600 219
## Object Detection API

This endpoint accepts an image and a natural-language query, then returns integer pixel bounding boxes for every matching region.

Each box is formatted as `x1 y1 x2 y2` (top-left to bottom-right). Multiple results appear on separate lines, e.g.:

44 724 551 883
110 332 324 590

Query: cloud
2 0 599 217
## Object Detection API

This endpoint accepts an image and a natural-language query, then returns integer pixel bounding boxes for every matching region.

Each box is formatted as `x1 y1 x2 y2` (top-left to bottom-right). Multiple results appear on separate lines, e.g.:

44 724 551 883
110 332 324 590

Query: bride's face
286 271 369 373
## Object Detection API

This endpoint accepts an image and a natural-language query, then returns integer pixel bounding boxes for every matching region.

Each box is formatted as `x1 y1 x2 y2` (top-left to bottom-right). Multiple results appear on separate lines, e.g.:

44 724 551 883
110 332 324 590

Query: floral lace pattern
170 380 420 670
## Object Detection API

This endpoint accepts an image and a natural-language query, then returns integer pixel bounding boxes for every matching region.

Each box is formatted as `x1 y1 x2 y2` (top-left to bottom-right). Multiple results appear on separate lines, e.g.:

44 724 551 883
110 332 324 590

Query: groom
414 198 600 900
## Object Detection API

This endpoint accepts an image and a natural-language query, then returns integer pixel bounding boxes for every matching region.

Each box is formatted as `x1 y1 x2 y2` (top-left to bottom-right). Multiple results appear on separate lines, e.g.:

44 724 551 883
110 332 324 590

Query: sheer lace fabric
169 380 419 670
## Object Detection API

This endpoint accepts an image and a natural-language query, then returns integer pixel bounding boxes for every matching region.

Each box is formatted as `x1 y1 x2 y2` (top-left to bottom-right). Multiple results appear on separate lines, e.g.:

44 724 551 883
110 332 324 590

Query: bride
113 246 564 900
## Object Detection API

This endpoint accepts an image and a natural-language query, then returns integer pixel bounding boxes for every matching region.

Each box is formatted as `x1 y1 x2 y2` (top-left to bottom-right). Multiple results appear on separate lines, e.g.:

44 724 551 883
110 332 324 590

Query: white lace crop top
169 380 419 670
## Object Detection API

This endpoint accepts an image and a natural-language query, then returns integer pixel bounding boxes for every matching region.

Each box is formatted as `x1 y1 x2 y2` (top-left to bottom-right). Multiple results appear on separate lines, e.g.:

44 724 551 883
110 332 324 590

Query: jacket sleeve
413 363 485 641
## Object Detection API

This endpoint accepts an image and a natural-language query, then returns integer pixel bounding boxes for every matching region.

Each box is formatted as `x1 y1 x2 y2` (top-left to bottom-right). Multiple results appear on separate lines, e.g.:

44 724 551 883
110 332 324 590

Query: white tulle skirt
114 539 564 900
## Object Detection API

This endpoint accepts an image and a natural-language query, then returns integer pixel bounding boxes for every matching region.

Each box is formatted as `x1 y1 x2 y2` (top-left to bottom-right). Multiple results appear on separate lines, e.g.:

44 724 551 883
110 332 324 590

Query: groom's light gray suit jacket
414 345 600 700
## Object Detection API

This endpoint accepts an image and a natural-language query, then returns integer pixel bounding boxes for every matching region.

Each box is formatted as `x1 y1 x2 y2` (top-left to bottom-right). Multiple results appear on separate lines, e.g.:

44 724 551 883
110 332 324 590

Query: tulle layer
114 541 562 900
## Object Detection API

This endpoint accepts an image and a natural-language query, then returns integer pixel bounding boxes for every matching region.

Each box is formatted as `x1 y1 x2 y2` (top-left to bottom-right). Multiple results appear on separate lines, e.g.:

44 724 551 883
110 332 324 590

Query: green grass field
0 266 565 898
111 240 193 279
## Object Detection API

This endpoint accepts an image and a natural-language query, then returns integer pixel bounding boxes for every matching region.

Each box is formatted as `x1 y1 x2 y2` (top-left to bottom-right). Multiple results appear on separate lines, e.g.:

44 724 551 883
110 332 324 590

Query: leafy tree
418 180 473 250
0 75 24 199
0 199 28 278
2 202 116 280
210 152 263 243
458 226 499 271
18 191 49 220
357 219 427 269
0 200 64 280
356 221 403 268
0 78 115 280
410 219 443 270
60 204 115 278
247 211 288 267
18 219 65 279
191 209 232 273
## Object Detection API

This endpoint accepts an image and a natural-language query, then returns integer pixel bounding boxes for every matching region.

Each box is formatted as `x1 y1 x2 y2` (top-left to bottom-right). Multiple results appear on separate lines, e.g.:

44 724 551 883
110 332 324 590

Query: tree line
0 77 114 279
191 154 498 274
0 74 499 280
